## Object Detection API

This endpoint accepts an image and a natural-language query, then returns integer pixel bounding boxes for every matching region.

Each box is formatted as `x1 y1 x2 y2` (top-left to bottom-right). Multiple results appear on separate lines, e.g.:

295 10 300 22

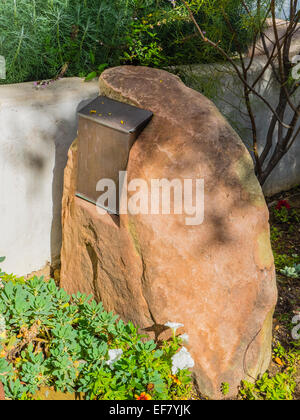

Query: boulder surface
60 66 277 399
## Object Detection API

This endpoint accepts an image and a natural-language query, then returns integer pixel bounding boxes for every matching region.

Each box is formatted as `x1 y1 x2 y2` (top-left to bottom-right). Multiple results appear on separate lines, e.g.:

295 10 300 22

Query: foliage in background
0 265 192 400
0 0 256 84
179 0 300 187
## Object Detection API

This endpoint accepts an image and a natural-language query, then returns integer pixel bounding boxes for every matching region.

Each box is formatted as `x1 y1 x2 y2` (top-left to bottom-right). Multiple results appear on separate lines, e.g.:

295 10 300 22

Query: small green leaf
89 51 95 65
84 71 97 82
97 63 108 73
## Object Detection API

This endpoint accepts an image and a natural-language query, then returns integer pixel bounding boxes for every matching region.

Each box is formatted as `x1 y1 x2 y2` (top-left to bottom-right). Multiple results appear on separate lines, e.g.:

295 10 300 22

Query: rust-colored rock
0 381 5 400
33 387 84 400
60 66 277 399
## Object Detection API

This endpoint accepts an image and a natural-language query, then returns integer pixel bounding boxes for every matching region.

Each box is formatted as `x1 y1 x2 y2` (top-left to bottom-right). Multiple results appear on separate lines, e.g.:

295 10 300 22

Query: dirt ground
268 185 300 400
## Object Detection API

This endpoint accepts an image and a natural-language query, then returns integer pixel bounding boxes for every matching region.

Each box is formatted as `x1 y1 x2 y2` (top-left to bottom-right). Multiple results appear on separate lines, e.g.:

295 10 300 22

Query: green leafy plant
0 0 257 84
270 226 283 243
121 18 165 67
221 382 230 396
84 58 108 82
0 266 193 400
280 264 300 279
240 342 299 400
85 335 193 400
273 206 300 226
240 372 296 400
273 252 300 272
274 207 291 224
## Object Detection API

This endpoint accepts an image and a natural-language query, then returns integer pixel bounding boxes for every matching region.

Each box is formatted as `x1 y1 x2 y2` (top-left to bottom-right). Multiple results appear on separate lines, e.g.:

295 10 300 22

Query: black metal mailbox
76 96 153 214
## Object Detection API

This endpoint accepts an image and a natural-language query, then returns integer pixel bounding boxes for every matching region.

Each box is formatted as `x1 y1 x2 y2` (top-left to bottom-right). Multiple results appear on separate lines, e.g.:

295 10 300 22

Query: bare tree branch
181 0 292 129
181 0 300 185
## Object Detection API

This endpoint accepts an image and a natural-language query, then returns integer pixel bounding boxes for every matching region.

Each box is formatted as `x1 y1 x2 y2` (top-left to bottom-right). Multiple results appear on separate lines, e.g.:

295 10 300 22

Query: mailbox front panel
76 117 133 213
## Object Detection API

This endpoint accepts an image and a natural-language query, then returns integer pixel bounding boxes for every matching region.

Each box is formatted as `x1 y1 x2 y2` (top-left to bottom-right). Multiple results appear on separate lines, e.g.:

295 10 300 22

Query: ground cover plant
0 0 256 84
0 267 193 400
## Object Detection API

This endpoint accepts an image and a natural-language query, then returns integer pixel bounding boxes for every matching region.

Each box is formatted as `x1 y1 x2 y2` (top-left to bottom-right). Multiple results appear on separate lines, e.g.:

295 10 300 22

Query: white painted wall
277 0 300 19
0 78 98 275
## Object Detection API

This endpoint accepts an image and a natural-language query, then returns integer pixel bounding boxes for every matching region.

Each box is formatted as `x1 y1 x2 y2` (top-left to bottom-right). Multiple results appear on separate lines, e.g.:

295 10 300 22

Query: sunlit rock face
60 66 277 399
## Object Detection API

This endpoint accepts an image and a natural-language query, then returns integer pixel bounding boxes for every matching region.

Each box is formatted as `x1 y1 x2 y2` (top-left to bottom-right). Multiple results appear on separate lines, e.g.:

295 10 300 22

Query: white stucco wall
0 78 98 275
278 0 299 19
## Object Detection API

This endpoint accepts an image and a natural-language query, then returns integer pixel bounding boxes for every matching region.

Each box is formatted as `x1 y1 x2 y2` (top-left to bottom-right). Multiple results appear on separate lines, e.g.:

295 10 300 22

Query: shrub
0 266 193 400
0 0 256 84
280 264 300 279
239 343 299 401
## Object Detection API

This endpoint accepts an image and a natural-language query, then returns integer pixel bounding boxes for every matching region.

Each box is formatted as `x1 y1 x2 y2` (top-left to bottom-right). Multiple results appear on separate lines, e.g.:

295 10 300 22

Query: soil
267 185 300 400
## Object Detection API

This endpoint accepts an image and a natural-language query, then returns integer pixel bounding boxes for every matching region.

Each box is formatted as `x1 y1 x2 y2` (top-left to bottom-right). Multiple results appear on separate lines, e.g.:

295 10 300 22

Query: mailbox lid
77 95 153 134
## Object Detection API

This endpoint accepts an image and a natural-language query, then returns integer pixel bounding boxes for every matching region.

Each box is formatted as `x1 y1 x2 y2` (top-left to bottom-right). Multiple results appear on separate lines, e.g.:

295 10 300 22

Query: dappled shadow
142 323 169 342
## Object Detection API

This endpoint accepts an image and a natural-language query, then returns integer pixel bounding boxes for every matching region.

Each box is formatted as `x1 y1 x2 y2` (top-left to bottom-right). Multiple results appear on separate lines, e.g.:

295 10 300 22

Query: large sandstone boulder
60 66 277 399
